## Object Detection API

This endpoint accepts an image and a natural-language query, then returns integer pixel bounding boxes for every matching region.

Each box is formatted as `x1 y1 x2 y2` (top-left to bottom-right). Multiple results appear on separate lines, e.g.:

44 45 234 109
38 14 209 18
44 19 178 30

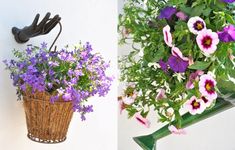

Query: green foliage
119 0 235 127
188 61 211 70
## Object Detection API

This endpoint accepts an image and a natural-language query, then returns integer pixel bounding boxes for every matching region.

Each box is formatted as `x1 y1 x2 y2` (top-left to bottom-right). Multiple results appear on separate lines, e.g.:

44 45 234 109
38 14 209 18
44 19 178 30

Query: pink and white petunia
171 46 189 61
156 88 167 100
201 96 214 108
122 95 136 105
168 125 186 135
163 25 173 47
199 74 217 100
187 16 206 34
135 113 151 128
196 29 219 56
184 96 206 115
118 97 126 114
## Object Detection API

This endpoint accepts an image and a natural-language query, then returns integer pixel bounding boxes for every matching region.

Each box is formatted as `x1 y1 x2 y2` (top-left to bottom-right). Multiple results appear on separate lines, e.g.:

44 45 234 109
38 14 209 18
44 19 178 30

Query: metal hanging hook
47 19 62 51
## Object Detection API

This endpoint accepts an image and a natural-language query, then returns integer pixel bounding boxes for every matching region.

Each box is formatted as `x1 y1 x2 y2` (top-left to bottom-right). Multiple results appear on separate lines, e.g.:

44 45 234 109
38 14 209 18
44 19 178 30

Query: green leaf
188 61 211 70
203 8 212 16
217 76 235 95
190 5 205 17
225 14 235 25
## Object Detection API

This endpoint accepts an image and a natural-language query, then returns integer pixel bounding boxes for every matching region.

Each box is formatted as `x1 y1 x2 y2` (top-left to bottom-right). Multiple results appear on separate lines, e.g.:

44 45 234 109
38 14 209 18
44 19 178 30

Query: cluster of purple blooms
4 42 113 121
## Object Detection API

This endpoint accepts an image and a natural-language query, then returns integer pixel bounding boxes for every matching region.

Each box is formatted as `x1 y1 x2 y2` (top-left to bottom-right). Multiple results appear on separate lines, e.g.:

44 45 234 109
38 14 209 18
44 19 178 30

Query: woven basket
23 92 74 144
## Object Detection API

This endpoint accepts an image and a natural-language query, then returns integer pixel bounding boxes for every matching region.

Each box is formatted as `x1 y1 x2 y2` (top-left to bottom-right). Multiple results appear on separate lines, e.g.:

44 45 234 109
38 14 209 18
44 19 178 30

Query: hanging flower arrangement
119 0 235 149
4 42 113 121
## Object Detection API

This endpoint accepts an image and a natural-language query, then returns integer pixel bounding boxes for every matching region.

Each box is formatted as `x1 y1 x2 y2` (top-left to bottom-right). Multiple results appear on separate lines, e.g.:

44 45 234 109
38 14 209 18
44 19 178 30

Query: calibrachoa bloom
201 96 214 108
199 74 217 100
159 59 168 72
158 6 177 20
156 88 166 100
196 29 219 55
171 46 189 61
118 97 126 114
186 70 204 89
122 95 136 105
185 96 206 115
187 16 206 34
4 42 113 121
119 0 235 145
168 125 186 135
163 25 173 47
217 25 235 42
168 55 189 73
221 0 235 3
135 113 151 128
176 11 188 21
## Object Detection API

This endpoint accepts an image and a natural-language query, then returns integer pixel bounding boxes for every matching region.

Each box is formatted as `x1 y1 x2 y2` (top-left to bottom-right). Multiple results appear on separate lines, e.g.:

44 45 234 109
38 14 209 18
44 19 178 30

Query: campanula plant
4 42 113 121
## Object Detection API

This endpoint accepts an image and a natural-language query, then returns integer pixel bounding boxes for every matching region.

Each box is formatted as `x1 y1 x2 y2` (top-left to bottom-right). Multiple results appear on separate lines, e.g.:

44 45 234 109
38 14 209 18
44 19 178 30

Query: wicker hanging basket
23 92 74 144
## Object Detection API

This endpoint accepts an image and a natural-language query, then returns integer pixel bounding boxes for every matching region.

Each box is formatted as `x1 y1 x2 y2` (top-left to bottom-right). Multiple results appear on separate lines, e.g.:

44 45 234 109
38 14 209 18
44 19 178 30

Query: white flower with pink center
187 16 206 34
185 96 206 115
196 29 219 56
135 113 150 128
199 74 217 100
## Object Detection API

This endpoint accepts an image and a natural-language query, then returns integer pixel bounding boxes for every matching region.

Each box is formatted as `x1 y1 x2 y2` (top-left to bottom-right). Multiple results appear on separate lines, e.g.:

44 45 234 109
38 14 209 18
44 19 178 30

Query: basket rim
23 91 74 103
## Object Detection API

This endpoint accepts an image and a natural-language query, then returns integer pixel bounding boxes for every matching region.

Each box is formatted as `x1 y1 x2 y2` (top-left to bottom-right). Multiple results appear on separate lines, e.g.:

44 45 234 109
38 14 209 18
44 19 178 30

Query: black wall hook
12 12 61 47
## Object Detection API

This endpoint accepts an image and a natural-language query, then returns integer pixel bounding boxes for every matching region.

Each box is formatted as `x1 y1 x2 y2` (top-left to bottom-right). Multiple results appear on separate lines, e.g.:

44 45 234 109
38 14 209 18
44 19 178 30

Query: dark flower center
201 36 212 48
165 31 169 43
201 96 208 103
191 99 200 109
136 117 146 125
194 21 204 31
205 80 215 94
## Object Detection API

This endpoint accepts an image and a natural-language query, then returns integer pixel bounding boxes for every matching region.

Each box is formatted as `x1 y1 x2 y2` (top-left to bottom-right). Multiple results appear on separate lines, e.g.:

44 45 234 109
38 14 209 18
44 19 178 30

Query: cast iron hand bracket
12 12 61 44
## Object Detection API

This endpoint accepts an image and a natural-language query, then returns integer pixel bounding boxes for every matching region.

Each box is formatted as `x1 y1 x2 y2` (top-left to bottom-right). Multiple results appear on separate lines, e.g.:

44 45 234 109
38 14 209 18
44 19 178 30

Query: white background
118 1 235 150
0 0 117 150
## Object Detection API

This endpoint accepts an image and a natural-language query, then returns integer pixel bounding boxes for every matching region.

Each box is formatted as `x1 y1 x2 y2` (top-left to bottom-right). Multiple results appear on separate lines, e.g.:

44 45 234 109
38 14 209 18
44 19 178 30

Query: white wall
0 0 117 150
118 1 235 150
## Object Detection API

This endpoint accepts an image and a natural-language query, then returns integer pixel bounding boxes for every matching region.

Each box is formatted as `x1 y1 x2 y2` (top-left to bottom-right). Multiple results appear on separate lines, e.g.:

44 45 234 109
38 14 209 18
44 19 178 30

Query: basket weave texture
23 92 74 144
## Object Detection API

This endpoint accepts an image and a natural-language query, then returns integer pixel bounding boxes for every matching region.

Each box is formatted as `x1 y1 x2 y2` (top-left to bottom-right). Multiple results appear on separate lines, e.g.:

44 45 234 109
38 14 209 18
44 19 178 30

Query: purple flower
48 61 59 67
74 70 83 76
30 57 37 65
159 59 168 72
26 47 32 55
50 95 59 103
70 78 78 84
41 42 47 49
158 6 177 20
62 92 72 101
217 25 235 42
49 70 54 76
167 55 188 73
3 42 112 122
20 84 27 91
68 69 74 77
81 114 86 121
221 0 235 3
47 83 53 89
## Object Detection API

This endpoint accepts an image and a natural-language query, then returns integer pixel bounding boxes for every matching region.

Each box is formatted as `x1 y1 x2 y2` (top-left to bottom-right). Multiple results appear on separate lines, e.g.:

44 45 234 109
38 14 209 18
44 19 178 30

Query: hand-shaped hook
12 12 61 43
